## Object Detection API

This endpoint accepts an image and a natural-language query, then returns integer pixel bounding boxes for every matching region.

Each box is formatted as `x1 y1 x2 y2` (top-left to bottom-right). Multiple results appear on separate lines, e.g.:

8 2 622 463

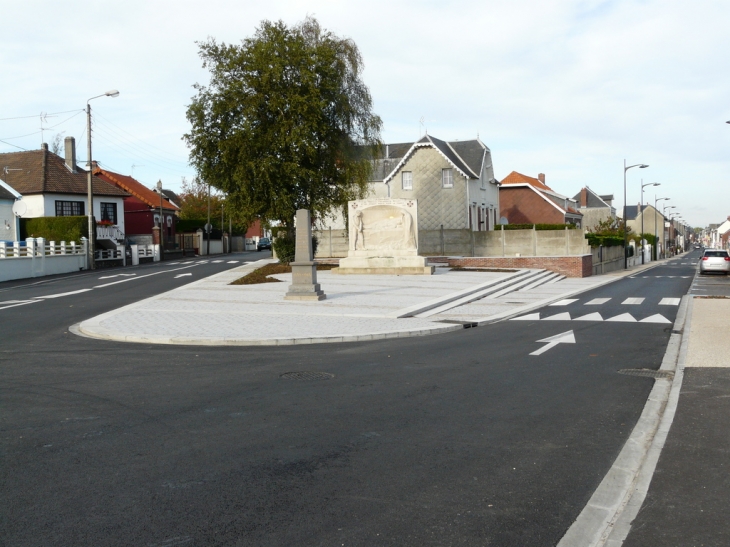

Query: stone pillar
284 209 326 301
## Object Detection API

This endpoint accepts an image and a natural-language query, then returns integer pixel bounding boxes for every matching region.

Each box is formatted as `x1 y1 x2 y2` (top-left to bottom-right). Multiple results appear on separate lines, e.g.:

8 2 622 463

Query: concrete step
517 271 563 291
413 269 549 318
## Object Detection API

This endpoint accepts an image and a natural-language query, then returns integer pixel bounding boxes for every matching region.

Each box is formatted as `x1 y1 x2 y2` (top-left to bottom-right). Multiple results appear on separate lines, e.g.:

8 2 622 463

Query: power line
92 120 188 169
0 109 83 122
0 130 42 141
0 139 27 151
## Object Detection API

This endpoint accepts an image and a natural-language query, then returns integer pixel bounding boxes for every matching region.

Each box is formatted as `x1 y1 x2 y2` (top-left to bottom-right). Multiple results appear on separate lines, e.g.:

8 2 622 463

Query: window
442 168 453 188
100 202 117 224
402 171 413 190
55 200 84 216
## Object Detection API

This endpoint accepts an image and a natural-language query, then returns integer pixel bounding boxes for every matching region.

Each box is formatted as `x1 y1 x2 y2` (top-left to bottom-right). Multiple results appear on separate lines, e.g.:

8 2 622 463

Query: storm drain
280 371 335 381
618 368 674 380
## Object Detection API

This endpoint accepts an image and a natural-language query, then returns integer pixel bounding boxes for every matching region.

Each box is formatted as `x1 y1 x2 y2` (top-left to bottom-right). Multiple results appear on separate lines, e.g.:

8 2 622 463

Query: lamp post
655 197 670 258
663 205 677 257
640 181 660 264
623 160 649 268
86 90 119 270
156 180 164 262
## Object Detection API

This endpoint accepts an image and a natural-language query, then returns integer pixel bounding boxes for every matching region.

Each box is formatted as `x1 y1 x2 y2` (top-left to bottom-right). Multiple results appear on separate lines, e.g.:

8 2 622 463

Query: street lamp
655 197 670 258
640 181 660 264
663 205 676 257
86 89 119 270
624 160 649 268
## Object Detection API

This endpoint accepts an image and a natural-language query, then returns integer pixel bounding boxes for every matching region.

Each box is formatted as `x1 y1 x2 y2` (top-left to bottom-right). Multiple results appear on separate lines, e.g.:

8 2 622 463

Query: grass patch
450 267 518 273
230 262 336 285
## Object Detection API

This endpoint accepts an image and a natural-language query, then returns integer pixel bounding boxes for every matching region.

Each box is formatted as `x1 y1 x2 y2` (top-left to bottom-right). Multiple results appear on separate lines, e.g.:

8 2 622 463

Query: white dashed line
622 298 645 305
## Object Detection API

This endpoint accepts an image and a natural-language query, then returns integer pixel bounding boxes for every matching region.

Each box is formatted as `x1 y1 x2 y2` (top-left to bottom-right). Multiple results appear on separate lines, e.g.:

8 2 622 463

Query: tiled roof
500 171 552 191
377 135 486 183
0 149 128 197
94 167 178 211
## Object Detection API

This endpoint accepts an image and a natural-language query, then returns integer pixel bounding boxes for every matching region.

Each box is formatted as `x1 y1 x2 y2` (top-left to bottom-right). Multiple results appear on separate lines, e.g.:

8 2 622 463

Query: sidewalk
74 258 656 346
621 294 730 546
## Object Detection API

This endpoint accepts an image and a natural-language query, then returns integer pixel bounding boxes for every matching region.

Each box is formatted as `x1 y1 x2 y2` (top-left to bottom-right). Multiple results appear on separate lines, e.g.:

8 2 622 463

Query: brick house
369 134 500 231
499 171 582 227
93 167 179 248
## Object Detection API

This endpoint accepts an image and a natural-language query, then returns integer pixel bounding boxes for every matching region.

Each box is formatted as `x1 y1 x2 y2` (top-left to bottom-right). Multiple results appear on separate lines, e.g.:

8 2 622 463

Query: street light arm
625 163 649 171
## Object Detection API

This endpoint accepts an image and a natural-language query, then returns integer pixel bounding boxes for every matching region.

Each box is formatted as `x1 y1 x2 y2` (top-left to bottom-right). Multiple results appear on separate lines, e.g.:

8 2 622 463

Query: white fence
0 238 87 282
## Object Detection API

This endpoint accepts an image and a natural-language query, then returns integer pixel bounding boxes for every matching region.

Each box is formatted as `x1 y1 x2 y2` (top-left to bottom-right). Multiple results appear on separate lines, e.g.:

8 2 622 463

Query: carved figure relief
348 202 417 252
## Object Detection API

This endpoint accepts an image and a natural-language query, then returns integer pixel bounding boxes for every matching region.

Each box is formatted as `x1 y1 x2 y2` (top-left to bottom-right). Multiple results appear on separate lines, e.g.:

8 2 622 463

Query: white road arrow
530 330 576 356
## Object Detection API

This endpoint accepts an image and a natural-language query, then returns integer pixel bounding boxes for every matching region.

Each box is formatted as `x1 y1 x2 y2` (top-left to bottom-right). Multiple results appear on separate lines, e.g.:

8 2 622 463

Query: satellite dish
12 201 26 217
499 217 509 225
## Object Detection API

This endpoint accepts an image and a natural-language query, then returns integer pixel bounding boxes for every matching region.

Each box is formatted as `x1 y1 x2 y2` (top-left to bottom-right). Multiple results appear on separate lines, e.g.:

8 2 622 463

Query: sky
1 0 729 228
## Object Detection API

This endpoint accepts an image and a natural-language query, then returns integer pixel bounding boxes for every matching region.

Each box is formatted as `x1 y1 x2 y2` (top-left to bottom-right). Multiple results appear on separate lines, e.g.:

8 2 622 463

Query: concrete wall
315 227 591 259
0 240 87 282
579 208 613 231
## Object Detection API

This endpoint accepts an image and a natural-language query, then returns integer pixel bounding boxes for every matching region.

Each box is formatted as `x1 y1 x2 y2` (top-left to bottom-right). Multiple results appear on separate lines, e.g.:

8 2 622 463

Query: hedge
272 233 318 264
501 223 577 230
20 216 88 242
585 234 624 247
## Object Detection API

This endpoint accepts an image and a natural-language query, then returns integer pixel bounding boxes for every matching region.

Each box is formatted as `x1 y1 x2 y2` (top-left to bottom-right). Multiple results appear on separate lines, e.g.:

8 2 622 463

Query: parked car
256 237 271 251
699 249 730 275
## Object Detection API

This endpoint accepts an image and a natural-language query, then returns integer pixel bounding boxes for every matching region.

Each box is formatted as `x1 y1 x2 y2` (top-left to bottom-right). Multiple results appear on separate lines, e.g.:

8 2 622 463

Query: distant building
572 187 615 230
499 171 582 227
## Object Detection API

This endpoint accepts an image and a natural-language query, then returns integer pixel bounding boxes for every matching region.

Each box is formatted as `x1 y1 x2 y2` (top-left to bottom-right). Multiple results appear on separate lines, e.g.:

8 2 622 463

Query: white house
0 178 21 242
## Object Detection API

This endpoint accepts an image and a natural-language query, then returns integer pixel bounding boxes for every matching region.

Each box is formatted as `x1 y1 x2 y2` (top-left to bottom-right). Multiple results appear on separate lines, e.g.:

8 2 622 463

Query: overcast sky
2 0 728 227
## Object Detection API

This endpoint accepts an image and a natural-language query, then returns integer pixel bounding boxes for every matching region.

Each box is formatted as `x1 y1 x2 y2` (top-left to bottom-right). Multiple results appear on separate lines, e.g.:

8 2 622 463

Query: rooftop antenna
38 112 57 146
131 164 144 178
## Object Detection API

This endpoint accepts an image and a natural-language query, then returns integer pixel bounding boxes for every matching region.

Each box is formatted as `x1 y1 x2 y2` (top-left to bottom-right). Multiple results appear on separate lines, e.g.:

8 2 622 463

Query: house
0 177 21 242
625 204 665 240
0 138 128 254
572 187 615 230
499 172 583 227
93 167 179 248
370 135 500 231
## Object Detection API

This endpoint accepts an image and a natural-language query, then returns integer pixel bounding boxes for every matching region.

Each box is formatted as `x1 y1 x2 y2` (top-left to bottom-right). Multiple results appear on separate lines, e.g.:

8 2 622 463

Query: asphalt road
0 251 702 546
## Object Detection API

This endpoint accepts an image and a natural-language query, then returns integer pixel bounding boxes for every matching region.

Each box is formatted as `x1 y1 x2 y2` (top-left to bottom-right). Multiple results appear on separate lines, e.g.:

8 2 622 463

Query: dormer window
442 168 453 188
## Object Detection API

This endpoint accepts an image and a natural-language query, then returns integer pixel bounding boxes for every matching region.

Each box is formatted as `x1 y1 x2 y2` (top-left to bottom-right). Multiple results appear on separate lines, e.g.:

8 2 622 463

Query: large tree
184 17 382 228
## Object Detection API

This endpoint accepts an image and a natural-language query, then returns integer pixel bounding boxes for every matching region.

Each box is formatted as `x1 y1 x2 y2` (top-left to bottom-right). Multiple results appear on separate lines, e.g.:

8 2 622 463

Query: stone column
284 209 326 301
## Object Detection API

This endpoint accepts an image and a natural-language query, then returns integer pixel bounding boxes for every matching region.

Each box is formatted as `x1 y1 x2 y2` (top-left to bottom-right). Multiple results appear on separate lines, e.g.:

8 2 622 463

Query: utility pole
206 182 211 256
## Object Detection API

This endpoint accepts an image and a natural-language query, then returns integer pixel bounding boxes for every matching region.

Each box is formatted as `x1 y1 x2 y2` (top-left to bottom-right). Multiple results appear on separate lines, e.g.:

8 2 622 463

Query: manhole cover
618 368 674 379
280 371 334 381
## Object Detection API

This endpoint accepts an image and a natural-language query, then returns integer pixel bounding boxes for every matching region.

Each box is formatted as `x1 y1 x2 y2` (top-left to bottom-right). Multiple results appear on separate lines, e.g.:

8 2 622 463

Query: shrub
272 233 319 264
585 234 624 247
20 216 88 242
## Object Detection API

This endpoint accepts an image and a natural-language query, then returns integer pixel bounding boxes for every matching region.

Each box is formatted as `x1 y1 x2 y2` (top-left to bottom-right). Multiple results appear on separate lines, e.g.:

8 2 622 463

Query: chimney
41 143 48 151
580 188 587 207
386 144 389 159
538 173 545 184
64 137 77 172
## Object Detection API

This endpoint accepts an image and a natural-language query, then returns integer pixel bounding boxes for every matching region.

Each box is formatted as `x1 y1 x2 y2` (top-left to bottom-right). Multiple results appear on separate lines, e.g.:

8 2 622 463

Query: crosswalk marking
575 312 603 321
544 312 571 320
622 298 644 305
227 260 239 263
639 314 672 324
659 298 680 306
212 260 223 263
585 298 611 305
549 299 578 307
511 311 671 323
606 313 637 322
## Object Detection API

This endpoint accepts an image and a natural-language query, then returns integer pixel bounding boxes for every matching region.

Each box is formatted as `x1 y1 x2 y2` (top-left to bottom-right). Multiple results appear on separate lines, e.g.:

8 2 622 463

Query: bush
585 234 624 247
20 216 88 242
272 233 318 264
502 223 577 230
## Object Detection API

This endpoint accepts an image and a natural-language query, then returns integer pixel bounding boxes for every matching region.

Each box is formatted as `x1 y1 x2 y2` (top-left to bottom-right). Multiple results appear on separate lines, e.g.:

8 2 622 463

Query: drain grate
280 371 334 381
618 368 674 379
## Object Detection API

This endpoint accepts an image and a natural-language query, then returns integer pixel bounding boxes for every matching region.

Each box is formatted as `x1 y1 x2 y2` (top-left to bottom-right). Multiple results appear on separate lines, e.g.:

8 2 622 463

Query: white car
699 249 730 275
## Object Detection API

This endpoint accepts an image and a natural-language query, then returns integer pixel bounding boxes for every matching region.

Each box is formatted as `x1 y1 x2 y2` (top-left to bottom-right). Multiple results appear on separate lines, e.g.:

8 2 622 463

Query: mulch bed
230 262 336 285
